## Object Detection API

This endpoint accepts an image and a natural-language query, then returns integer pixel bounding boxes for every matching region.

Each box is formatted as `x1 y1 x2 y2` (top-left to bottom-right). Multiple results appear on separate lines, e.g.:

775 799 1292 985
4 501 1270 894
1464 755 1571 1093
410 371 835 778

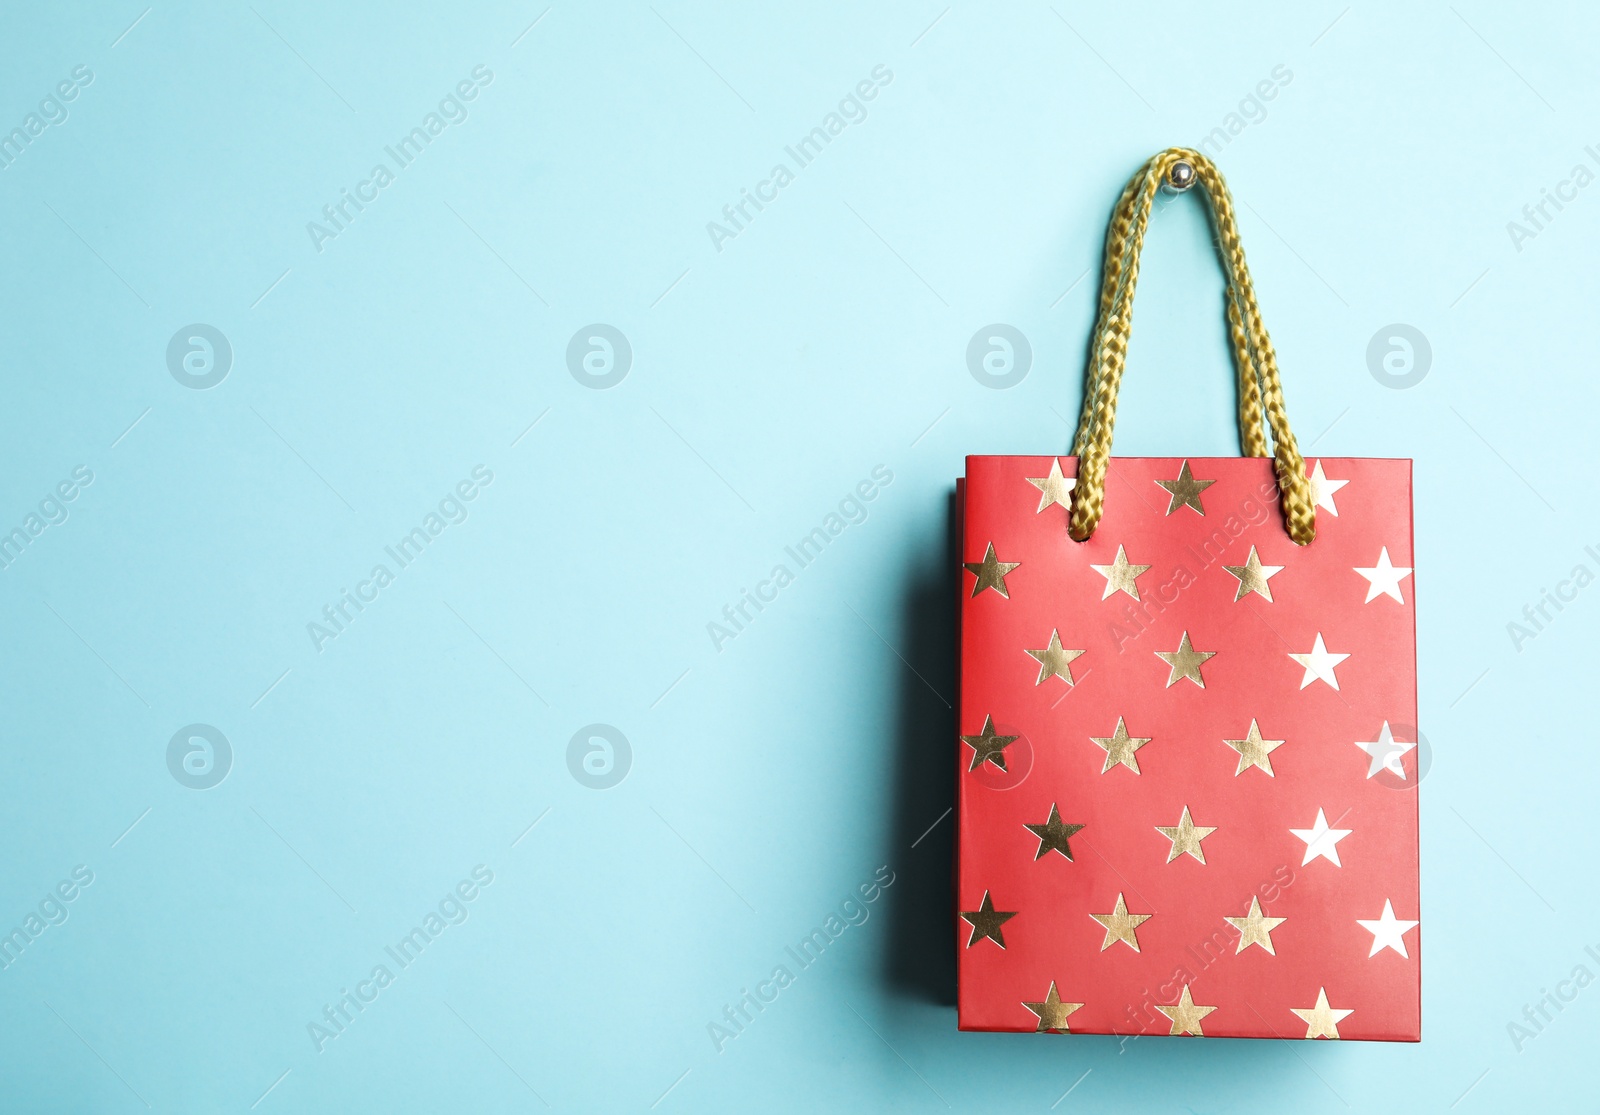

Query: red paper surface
955 456 1419 1041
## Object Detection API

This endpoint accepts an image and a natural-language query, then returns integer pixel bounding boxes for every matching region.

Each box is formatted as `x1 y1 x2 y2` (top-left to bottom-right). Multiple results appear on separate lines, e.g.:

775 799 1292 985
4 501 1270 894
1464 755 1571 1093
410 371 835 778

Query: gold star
1357 900 1419 958
1089 892 1151 952
1290 808 1352 867
1091 717 1152 774
1224 896 1287 954
1355 546 1412 604
1155 805 1217 864
1356 721 1414 780
960 715 1018 773
1022 982 1083 1033
1289 633 1349 690
1025 459 1076 513
1222 546 1284 603
1307 460 1348 516
1290 987 1353 1039
1155 985 1217 1037
963 542 1020 598
1024 804 1084 861
1155 460 1215 516
1155 630 1215 688
1090 545 1152 600
1223 719 1285 777
1025 630 1085 686
959 890 1017 949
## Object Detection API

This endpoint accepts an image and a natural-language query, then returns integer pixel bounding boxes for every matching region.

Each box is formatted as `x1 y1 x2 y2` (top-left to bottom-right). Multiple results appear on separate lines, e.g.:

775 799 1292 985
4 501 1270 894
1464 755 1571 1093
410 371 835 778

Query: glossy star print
956 456 1418 1040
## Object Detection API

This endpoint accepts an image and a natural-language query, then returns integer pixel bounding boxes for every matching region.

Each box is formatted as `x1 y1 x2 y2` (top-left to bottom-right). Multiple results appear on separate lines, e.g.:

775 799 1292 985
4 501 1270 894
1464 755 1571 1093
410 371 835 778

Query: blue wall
0 3 1591 1110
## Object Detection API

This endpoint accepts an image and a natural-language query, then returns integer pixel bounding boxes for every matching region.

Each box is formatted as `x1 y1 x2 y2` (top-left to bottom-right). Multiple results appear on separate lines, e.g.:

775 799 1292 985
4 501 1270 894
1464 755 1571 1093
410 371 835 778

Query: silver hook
1162 160 1196 194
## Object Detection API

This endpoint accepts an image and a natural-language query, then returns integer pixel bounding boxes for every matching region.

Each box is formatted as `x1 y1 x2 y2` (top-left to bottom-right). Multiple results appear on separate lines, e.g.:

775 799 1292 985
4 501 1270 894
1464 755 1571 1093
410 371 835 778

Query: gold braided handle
1068 148 1316 546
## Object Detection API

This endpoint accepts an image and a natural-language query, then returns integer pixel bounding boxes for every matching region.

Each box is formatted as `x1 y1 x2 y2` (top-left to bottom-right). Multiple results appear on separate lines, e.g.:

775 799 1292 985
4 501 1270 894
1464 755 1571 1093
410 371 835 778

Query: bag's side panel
952 476 964 1013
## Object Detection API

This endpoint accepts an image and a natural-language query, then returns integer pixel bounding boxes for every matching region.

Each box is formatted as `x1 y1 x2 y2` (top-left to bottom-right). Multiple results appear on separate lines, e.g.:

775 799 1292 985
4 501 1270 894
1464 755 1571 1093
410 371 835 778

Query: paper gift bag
954 149 1419 1041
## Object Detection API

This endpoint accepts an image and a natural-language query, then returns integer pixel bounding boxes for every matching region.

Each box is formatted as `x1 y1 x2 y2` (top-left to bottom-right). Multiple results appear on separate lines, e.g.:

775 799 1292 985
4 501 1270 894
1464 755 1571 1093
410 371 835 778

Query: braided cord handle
1068 148 1316 546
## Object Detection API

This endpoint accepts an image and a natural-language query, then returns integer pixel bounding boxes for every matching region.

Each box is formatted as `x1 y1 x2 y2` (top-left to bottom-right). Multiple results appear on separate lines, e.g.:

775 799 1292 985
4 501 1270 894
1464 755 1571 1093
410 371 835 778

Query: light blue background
0 2 1593 1110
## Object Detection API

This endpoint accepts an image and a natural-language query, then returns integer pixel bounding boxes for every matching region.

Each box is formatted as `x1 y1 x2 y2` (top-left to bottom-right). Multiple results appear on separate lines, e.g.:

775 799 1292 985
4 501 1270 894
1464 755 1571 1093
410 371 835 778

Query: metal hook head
1163 160 1196 193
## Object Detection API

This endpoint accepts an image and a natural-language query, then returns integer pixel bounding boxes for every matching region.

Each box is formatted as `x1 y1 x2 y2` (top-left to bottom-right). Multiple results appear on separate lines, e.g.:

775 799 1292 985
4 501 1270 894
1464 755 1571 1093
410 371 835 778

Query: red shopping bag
954 149 1419 1041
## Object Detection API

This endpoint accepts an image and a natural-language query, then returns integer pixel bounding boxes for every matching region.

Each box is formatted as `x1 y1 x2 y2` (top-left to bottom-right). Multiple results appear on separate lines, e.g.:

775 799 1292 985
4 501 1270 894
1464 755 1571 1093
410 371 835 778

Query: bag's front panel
956 455 1418 1041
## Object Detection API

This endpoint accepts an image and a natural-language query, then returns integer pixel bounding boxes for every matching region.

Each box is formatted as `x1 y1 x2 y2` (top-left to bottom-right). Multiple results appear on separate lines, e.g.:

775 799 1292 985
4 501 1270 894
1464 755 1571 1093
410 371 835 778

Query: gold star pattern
1021 982 1084 1033
1155 985 1217 1037
1155 630 1215 688
1024 804 1085 861
1291 987 1353 1039
1090 717 1152 774
1156 460 1216 516
1224 896 1287 954
1155 805 1217 864
1307 460 1348 516
1222 545 1284 602
962 542 1020 599
1089 892 1151 952
1090 545 1152 600
959 891 1017 949
1222 719 1285 777
960 715 1019 773
1024 629 1085 686
1025 458 1076 513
